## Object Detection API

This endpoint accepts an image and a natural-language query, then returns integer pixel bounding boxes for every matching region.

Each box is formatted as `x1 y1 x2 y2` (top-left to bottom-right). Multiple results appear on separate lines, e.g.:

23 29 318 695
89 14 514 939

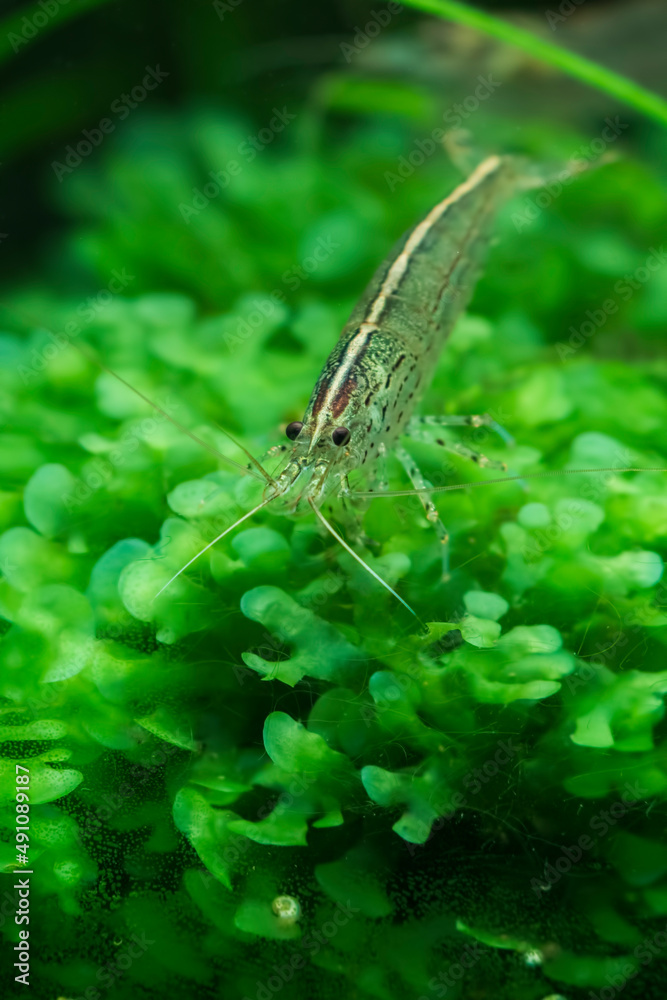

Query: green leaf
398 0 667 128
15 584 94 682
460 614 501 648
234 897 302 941
227 811 308 847
172 788 244 890
584 549 663 594
0 527 72 593
463 589 509 621
241 586 364 686
118 518 216 642
360 765 440 845
610 833 667 887
407 620 462 652
135 706 197 751
231 527 290 572
0 758 82 806
263 711 353 778
569 669 667 752
23 463 78 538
0 720 68 743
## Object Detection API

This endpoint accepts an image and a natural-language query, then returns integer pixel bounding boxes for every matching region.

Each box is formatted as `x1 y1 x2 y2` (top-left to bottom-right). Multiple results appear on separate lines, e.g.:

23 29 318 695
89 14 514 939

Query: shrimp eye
286 421 303 441
332 426 351 446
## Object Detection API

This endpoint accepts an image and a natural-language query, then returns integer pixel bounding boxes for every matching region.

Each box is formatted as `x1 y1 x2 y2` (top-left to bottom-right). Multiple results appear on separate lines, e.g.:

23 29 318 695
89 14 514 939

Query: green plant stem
400 0 667 129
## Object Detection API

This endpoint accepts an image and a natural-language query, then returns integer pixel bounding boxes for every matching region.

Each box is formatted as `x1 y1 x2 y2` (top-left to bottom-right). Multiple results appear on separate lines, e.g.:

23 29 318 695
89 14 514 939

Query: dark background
2 0 666 288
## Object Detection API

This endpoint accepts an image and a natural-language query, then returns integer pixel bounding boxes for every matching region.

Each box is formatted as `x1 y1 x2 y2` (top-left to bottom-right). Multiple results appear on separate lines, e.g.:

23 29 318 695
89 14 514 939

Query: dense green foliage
1 5 667 998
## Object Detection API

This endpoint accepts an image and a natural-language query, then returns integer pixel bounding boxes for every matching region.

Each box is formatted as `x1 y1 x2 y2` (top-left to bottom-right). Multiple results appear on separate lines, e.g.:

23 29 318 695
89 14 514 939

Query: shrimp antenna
153 492 278 600
349 466 667 499
72 341 276 486
308 498 420 621
0 300 275 486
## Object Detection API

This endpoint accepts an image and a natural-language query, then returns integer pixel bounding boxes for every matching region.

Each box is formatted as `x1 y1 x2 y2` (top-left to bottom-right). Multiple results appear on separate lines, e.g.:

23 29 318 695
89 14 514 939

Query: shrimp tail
443 126 618 192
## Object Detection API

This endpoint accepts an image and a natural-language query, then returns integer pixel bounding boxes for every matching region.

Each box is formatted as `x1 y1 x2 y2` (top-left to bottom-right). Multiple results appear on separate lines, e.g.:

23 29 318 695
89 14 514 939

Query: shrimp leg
394 444 450 580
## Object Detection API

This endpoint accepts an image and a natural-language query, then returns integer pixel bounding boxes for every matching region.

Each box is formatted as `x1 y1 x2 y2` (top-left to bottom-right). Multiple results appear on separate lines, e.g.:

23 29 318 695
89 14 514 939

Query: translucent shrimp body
269 155 518 515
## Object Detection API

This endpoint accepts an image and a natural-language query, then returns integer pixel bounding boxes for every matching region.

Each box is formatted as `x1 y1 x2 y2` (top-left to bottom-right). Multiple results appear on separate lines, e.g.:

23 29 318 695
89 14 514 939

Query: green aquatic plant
3 240 667 996
399 0 667 127
1 19 667 997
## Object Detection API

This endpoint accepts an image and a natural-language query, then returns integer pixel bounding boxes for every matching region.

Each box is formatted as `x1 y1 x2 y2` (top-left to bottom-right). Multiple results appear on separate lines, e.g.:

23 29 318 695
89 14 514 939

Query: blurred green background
1 1 667 998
